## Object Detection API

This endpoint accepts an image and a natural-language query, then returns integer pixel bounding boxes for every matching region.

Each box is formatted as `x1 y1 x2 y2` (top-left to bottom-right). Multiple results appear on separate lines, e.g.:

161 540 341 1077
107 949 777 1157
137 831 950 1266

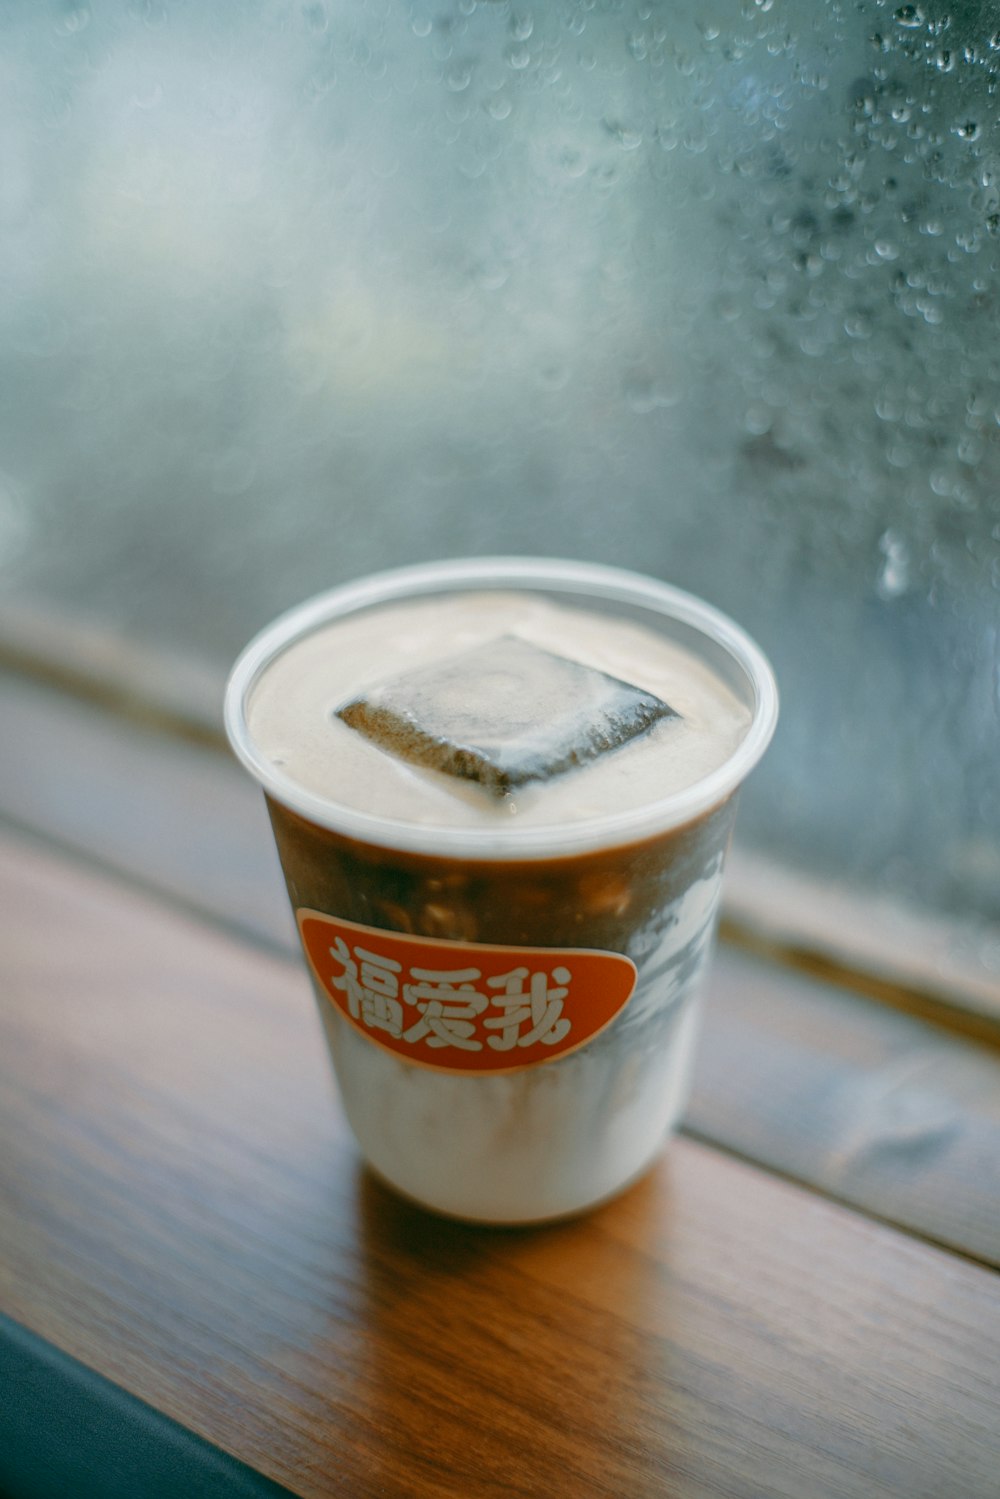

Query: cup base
317 992 701 1225
360 1138 675 1227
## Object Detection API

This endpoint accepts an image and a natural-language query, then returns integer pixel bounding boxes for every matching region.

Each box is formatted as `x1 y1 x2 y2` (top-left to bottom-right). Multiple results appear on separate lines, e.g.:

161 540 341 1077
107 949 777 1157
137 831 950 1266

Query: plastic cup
224 559 777 1223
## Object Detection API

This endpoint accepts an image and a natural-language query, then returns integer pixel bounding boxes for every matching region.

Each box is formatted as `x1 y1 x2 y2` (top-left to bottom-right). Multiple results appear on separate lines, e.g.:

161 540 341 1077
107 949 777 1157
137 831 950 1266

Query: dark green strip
0 1314 300 1499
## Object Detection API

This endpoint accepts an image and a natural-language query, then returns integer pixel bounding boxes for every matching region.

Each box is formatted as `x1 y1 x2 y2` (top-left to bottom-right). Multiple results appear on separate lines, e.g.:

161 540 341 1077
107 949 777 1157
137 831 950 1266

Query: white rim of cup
224 557 779 861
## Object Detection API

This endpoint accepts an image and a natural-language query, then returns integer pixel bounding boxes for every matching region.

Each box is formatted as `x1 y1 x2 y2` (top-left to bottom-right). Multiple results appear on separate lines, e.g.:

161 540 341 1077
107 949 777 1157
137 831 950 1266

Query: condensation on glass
0 1 997 934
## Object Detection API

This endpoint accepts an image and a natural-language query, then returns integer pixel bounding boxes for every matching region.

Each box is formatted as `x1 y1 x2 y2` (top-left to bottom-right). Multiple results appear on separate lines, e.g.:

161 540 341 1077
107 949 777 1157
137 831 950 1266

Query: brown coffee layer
265 794 736 960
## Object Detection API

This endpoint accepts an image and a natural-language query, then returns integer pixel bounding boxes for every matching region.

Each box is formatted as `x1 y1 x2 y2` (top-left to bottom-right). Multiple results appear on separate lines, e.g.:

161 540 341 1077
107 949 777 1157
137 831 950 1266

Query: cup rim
224 557 779 860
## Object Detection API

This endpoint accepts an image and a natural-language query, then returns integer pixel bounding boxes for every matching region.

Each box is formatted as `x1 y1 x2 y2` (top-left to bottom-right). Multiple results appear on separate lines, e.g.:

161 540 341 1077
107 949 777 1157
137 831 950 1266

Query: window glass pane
1 0 998 933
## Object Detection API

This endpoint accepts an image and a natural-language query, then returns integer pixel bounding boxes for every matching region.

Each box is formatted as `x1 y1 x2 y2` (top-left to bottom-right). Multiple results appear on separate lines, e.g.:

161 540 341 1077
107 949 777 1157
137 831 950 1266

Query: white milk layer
247 591 751 829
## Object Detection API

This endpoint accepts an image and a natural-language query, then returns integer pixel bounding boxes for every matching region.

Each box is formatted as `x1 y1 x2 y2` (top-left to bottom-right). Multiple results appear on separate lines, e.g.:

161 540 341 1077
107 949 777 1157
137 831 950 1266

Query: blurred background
0 0 997 981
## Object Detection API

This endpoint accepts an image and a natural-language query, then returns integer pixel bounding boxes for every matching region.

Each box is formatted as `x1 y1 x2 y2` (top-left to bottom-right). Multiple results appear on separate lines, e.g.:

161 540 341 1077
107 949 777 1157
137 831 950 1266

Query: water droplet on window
623 373 679 414
893 4 924 29
877 530 910 599
54 5 90 35
604 119 642 151
743 403 773 436
558 147 588 178
850 79 877 118
474 263 508 291
957 433 984 466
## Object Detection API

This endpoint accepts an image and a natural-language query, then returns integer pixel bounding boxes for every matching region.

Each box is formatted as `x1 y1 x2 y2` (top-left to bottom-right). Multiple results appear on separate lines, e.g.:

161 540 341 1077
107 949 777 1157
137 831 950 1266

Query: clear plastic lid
224 558 779 860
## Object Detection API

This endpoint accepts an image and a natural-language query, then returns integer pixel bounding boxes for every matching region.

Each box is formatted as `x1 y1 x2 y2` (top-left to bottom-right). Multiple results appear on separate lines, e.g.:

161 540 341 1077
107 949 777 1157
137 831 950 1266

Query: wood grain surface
691 944 1000 1267
2 832 999 1499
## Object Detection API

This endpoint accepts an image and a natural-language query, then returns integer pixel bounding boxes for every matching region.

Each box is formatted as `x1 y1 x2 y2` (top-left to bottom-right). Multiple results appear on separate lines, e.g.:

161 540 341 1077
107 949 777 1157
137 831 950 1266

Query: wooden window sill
1 660 999 1496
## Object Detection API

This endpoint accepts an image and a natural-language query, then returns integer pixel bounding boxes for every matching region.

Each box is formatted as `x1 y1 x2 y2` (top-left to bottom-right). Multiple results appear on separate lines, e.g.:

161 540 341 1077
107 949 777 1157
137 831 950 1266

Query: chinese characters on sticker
296 910 637 1074
329 935 572 1053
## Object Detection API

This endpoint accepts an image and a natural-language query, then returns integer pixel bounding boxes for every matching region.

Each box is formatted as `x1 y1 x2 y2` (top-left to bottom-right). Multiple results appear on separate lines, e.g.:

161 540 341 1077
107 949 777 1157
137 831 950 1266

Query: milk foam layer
248 591 751 831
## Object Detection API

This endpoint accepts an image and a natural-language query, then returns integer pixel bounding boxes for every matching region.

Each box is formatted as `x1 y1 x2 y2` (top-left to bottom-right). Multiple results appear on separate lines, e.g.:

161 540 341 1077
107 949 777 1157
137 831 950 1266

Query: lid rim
224 558 779 861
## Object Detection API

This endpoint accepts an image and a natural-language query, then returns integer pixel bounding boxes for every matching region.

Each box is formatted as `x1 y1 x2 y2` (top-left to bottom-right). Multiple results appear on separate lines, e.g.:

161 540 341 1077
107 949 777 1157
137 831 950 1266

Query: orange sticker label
297 910 637 1074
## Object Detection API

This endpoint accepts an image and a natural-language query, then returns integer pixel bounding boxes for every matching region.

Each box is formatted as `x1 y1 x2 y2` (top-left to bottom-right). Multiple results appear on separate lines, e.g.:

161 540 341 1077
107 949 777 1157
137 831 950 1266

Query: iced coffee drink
225 560 777 1223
